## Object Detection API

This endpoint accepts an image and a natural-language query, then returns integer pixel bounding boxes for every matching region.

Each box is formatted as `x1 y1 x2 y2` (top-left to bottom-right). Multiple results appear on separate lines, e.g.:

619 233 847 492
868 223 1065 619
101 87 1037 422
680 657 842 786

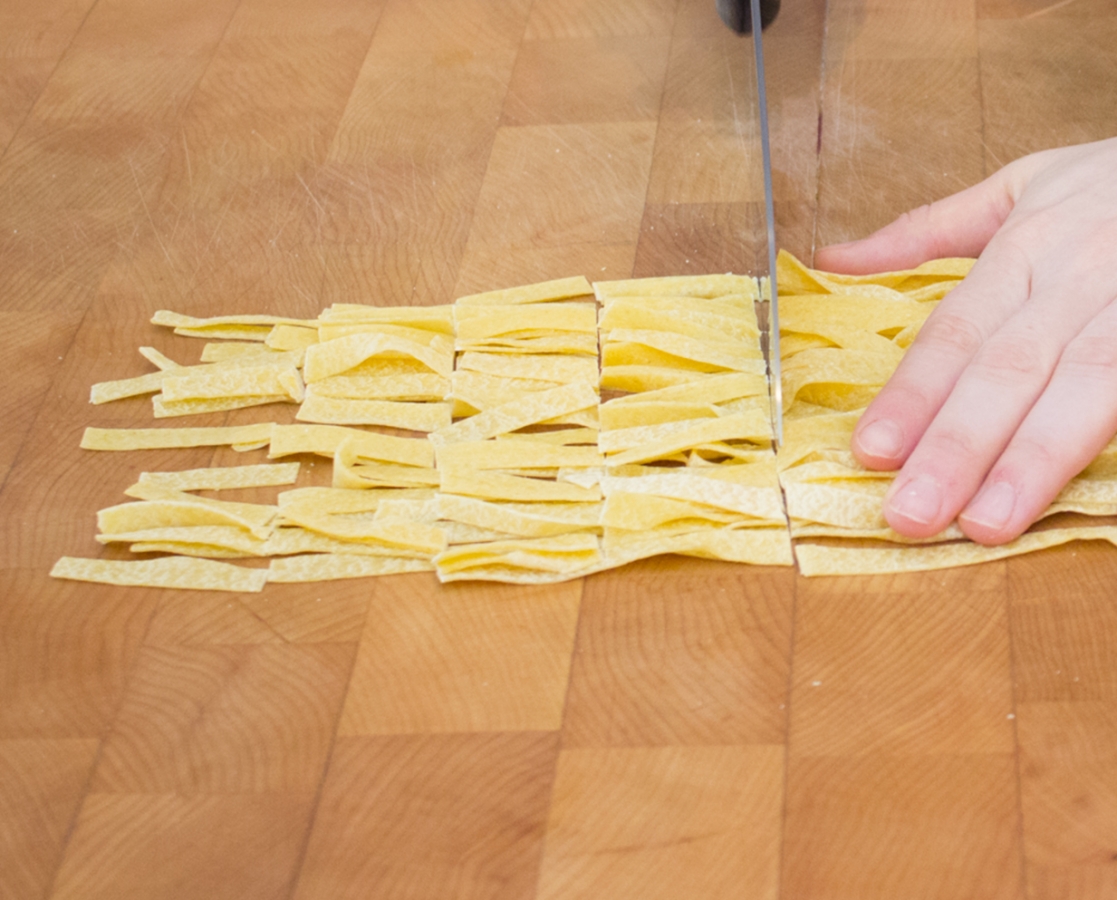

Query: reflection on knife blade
718 0 783 447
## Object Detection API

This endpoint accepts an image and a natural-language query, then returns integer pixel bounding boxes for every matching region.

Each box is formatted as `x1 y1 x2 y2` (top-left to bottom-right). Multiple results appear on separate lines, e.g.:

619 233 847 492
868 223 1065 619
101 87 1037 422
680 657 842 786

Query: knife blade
718 0 783 447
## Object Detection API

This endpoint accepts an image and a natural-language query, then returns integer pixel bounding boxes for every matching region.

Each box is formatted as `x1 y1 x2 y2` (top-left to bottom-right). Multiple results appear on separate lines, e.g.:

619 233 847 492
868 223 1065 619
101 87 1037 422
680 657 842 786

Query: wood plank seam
282 627 371 900
39 591 162 900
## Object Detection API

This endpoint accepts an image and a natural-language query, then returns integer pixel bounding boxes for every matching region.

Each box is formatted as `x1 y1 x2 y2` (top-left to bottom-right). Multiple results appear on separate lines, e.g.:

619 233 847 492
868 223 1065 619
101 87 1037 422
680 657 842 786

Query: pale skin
814 136 1117 546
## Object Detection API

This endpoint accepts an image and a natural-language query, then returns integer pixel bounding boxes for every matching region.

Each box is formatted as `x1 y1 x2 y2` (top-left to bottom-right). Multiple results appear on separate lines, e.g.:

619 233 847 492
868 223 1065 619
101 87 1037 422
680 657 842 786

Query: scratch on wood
181 130 193 192
295 171 327 218
128 157 174 270
1024 0 1081 18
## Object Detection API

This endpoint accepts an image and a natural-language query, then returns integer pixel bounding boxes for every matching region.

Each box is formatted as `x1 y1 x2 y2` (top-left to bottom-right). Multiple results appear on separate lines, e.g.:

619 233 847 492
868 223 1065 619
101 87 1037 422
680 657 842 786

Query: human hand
814 136 1117 545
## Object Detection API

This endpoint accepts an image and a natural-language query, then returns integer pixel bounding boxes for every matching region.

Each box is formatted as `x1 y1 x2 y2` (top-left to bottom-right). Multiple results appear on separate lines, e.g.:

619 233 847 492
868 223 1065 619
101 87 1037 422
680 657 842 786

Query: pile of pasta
66 425 445 588
594 275 791 569
774 252 1117 576
433 279 605 583
51 253 1117 591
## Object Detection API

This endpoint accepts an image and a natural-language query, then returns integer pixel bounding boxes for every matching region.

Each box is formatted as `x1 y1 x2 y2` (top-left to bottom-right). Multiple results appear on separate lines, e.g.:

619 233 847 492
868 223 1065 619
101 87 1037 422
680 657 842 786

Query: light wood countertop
2 0 1116 897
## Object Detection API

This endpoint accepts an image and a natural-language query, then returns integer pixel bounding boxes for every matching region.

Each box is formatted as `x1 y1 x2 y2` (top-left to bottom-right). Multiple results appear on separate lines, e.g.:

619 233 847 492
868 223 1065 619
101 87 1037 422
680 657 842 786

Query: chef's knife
718 0 783 447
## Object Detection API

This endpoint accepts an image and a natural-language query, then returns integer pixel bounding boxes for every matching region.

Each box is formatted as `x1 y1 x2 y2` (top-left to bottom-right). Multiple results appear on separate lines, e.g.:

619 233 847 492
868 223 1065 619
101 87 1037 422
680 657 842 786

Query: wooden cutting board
2 0 1116 898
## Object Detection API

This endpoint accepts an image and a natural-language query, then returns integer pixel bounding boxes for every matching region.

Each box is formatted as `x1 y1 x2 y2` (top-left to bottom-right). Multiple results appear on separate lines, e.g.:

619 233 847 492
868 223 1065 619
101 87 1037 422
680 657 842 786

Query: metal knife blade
719 0 783 447
748 0 783 448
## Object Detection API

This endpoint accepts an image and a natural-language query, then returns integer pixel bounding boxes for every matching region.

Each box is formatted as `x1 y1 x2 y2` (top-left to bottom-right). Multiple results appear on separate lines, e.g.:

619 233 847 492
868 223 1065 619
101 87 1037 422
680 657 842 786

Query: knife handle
715 0 780 34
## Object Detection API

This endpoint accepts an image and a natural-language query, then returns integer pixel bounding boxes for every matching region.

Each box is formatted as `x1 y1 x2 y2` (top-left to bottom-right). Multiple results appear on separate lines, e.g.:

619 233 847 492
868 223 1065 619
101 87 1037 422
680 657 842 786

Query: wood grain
294 732 557 900
563 558 792 746
468 122 658 249
1009 547 1117 704
814 0 987 245
0 0 96 151
454 242 638 296
979 13 1117 165
0 310 84 485
502 36 671 127
536 745 784 900
2 0 1117 896
782 752 1023 900
1010 548 1117 899
339 576 581 735
1017 702 1117 895
52 792 315 900
0 739 99 900
523 0 678 40
144 583 370 646
789 566 1015 757
0 572 157 739
633 200 765 277
92 644 354 793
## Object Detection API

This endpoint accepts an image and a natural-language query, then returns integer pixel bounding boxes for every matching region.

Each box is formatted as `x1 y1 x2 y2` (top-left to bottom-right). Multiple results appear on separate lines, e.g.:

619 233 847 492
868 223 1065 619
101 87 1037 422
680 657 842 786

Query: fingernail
887 474 943 526
856 418 904 461
961 481 1016 531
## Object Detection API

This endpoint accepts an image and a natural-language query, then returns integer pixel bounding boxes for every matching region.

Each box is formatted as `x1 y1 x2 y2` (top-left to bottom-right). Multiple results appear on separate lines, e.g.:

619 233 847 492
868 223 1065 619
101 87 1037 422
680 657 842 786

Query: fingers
818 139 1117 544
815 169 1019 275
874 275 1117 539
958 299 1117 544
879 311 1070 538
851 243 1034 473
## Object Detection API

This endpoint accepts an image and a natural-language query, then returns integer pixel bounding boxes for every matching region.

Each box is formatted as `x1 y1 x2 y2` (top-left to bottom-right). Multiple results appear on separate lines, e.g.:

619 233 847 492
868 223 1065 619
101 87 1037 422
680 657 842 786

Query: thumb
815 163 1029 275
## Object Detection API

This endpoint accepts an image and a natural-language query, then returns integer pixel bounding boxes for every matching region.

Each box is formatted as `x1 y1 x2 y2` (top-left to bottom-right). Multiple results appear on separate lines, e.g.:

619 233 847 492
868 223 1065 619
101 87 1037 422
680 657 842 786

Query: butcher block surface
3 0 1117 898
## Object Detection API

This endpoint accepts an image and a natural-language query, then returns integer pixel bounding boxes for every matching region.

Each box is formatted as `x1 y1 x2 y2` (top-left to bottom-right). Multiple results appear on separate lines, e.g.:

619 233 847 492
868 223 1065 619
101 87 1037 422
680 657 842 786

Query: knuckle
920 426 983 470
1058 333 1117 383
914 310 986 360
969 330 1052 387
992 224 1039 260
979 229 1036 286
1001 433 1060 475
